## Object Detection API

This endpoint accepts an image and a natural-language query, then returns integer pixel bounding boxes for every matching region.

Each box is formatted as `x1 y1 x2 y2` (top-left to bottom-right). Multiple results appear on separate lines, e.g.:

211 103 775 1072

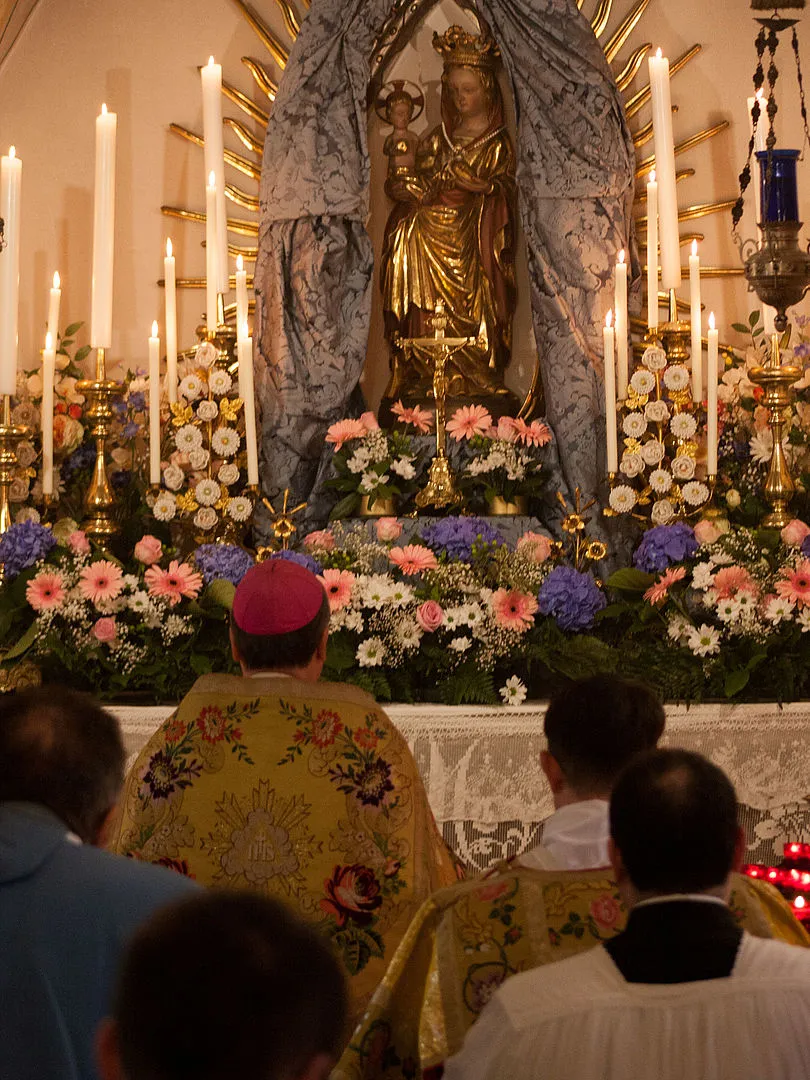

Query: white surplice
516 799 610 871
444 932 810 1080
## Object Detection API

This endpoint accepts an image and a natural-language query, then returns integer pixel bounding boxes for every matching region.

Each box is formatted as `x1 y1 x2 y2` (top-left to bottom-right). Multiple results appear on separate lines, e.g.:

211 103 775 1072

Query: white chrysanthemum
162 463 185 491
645 400 670 423
619 452 644 478
193 507 217 531
195 478 222 506
227 496 252 522
153 493 177 522
128 591 152 613
197 400 219 422
443 607 464 629
609 485 637 513
649 468 673 493
175 424 203 452
641 439 665 466
798 608 810 633
651 499 675 525
642 345 668 372
208 368 233 396
357 637 385 667
630 369 657 396
194 342 219 369
449 636 472 652
682 480 709 506
765 596 795 624
179 375 204 401
389 582 415 606
687 623 721 657
663 365 690 392
692 562 715 590
500 676 528 706
390 457 416 480
360 575 394 609
671 454 696 481
667 614 692 643
716 598 743 623
218 462 240 486
347 448 372 474
359 471 389 493
670 412 698 440
622 412 647 438
188 448 210 472
460 603 484 627
211 426 240 457
396 621 423 650
749 429 774 464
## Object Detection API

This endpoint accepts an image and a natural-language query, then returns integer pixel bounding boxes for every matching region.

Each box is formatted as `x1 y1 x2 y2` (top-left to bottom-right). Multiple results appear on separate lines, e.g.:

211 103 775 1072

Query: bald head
0 687 124 843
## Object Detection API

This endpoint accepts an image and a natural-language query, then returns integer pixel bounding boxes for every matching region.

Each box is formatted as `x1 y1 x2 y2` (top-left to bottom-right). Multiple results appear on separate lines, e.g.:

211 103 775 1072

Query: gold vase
359 494 397 517
487 494 528 515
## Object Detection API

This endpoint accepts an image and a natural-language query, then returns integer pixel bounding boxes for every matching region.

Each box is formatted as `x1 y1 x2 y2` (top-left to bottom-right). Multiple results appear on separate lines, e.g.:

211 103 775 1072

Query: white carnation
670 412 698 440
609 484 637 513
622 412 647 439
211 427 240 457
153 493 177 522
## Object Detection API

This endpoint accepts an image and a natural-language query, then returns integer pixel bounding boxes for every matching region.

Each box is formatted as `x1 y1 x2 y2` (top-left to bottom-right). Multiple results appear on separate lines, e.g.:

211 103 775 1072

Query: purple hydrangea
420 516 504 563
270 549 322 575
538 566 606 632
632 524 698 574
194 543 255 585
0 519 57 578
802 535 810 560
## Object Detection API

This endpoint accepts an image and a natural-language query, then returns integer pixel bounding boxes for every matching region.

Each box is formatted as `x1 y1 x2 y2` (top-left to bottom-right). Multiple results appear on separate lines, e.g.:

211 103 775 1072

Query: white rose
194 342 219 369
218 462 240 485
197 400 219 422
726 489 741 509
642 346 667 372
163 464 185 491
194 507 218 530
645 400 670 423
189 448 210 472
671 454 696 480
619 452 644 478
641 439 665 466
651 499 675 524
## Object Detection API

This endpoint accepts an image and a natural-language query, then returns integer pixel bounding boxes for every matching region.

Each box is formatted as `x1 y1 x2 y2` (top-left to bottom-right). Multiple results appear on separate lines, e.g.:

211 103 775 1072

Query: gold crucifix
257 488 308 553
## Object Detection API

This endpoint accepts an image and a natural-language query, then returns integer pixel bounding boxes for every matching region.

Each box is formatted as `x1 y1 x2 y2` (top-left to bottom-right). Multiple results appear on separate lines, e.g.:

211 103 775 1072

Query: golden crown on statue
432 26 501 71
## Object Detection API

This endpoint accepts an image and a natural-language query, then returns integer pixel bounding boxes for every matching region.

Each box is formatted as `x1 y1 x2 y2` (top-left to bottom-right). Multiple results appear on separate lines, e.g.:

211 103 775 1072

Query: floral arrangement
607 344 711 524
151 341 253 539
325 408 424 516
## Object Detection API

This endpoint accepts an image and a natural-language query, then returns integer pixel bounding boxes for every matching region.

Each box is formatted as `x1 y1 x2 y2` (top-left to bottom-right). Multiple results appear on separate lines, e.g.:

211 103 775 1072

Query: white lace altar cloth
114 702 810 872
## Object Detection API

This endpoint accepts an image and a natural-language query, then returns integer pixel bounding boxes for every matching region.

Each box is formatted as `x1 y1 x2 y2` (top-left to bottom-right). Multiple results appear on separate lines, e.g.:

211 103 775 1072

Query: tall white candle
148 320 161 485
90 104 117 349
164 239 177 403
648 50 681 290
42 332 55 497
205 171 219 333
0 146 22 397
235 255 248 339
646 170 659 331
689 240 702 400
238 330 259 485
603 311 618 474
201 56 229 293
614 249 628 398
707 312 719 475
47 272 61 350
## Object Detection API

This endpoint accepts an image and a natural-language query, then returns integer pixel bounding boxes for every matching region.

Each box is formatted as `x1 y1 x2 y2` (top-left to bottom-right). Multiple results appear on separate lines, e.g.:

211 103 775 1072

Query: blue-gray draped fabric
254 0 635 533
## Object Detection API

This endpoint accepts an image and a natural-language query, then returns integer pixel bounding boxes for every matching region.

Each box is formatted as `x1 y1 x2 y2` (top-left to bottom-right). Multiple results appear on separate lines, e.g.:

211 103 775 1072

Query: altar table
115 702 810 871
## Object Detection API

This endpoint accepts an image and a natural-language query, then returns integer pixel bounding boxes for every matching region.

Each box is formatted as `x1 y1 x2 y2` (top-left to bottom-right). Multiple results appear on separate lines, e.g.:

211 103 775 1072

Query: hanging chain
733 29 768 234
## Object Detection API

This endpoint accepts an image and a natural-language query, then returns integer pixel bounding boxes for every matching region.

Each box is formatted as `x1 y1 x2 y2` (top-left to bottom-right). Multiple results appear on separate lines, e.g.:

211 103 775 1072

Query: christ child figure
378 81 424 178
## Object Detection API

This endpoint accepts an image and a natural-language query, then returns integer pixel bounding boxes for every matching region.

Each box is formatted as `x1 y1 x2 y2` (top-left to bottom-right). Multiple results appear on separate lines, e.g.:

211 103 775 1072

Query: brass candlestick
0 395 29 534
77 347 123 539
749 333 802 527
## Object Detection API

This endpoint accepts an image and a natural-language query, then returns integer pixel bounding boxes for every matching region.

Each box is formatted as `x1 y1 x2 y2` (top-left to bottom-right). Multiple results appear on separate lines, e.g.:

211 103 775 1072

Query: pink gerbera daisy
446 404 493 441
490 588 539 631
144 560 203 607
776 559 810 607
318 568 355 611
388 544 439 575
78 560 123 604
514 418 552 447
325 418 366 451
26 570 66 612
712 565 756 600
391 401 433 434
644 565 687 605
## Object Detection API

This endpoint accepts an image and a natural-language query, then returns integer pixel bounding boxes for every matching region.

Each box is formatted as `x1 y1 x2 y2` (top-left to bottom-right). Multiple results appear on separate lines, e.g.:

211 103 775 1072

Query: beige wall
0 0 809 389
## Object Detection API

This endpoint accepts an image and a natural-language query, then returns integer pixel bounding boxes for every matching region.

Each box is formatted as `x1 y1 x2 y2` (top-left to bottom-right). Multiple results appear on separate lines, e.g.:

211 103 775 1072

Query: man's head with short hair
609 748 743 900
541 675 665 804
0 687 124 844
97 892 348 1080
229 559 330 676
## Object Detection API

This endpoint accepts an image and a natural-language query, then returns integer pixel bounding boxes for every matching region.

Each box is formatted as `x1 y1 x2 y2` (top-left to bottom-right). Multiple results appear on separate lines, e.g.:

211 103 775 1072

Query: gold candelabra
749 332 802 528
0 395 29 535
77 347 123 539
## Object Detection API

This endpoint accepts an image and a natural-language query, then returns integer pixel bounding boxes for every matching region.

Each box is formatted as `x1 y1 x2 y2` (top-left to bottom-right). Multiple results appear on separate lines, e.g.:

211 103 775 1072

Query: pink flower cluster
644 566 687 605
445 406 551 447
776 560 810 607
391 401 433 433
490 588 538 631
325 412 379 451
144 560 203 607
389 545 438 575
318 568 355 612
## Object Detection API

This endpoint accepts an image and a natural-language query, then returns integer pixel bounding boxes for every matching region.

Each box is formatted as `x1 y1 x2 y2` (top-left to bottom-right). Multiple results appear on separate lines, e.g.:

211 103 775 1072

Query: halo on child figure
374 79 425 124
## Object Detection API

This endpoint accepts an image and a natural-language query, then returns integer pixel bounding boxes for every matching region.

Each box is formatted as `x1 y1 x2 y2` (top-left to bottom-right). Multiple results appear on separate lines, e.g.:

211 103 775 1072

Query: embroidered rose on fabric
310 710 343 748
320 864 383 926
589 893 622 929
196 705 227 743
474 881 510 903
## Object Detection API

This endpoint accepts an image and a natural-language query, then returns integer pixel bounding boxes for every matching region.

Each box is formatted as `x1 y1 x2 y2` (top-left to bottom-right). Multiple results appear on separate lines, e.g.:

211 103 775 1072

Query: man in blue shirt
0 687 197 1080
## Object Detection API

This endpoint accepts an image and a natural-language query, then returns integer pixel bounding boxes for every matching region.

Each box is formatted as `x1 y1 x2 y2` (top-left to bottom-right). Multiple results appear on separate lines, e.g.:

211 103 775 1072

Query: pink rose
134 534 163 565
516 531 553 564
416 600 444 632
694 519 722 546
92 616 117 644
359 411 380 432
782 519 810 547
303 529 336 551
376 517 403 542
67 530 90 555
475 881 510 903
589 894 622 929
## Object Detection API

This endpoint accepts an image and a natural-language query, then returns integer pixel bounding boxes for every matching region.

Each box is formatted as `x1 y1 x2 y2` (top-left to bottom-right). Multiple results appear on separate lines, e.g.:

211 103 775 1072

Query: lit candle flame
709 312 716 331
606 310 613 329
166 238 173 258
691 239 698 257
45 332 53 351
655 47 662 59
236 254 243 272
101 103 107 115
8 146 15 159
208 170 216 188
53 272 60 289
151 320 159 338
208 55 215 66
650 169 656 183
618 249 625 264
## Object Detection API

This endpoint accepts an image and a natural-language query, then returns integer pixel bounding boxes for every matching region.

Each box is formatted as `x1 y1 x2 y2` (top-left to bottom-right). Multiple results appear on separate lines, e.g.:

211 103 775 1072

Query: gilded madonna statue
379 26 519 419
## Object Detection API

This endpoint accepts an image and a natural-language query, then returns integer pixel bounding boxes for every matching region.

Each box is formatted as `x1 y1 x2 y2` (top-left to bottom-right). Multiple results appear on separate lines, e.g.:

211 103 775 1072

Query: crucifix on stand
397 301 487 510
